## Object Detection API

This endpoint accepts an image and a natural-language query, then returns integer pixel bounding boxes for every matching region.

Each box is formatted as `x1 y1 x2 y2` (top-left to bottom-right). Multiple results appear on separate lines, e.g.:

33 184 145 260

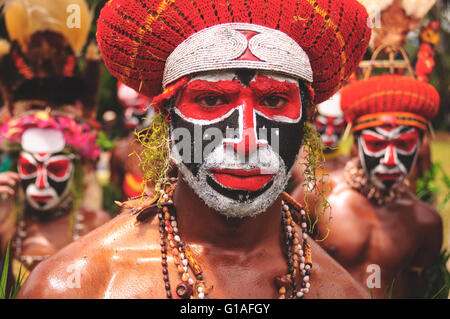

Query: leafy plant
416 162 450 211
423 250 450 299
0 239 25 299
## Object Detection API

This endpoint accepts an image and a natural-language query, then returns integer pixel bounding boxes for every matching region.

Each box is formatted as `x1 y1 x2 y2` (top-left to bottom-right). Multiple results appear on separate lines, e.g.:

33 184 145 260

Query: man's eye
19 160 36 175
197 95 228 107
260 95 287 108
369 141 385 149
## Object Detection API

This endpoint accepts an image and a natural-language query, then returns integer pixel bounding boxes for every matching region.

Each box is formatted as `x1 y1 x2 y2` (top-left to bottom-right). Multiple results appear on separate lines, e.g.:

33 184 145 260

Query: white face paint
170 70 304 218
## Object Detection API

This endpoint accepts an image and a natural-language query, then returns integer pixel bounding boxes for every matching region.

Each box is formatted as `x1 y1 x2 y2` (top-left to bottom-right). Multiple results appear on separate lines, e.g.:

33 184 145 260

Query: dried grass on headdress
301 122 331 241
1 0 93 54
130 111 171 196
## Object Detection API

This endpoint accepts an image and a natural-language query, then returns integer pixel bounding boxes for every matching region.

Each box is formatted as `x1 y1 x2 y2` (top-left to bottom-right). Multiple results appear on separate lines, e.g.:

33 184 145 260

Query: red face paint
172 70 304 202
176 74 301 160
359 126 421 190
314 115 346 148
18 154 37 177
361 129 419 155
176 75 301 121
46 157 72 180
211 168 274 191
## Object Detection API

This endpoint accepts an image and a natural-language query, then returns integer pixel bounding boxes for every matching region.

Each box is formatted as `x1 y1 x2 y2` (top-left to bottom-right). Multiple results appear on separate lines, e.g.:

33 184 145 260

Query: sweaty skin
294 168 442 299
18 175 368 299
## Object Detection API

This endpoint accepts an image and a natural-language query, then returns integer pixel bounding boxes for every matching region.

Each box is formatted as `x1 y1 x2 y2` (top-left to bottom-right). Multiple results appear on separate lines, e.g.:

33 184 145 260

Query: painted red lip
211 169 275 191
30 195 53 203
376 173 402 181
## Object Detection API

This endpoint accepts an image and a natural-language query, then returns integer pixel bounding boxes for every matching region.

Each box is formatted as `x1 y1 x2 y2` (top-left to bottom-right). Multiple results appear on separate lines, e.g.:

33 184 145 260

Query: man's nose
380 144 397 167
36 166 47 189
224 97 266 156
326 124 334 137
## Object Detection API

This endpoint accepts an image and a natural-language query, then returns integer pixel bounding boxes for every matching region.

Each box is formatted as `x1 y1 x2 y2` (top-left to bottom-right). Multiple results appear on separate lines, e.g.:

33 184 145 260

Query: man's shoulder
326 177 373 220
400 190 442 228
18 205 160 298
309 238 370 299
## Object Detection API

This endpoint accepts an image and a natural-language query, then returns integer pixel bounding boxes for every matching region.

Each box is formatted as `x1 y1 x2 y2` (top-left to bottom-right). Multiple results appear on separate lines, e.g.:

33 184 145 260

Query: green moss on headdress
301 122 331 241
131 112 171 196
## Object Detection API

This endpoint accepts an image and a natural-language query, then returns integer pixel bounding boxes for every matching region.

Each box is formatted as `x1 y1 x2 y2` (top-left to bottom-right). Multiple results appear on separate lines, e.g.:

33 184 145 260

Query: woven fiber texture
340 74 440 130
97 0 371 105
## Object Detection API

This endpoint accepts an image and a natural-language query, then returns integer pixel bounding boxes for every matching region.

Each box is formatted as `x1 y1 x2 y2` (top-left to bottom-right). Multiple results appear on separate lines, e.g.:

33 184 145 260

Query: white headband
163 23 313 88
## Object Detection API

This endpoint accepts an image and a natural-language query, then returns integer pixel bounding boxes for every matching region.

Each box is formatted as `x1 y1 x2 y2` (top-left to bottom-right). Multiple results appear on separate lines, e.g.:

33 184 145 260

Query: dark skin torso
294 169 442 299
290 147 348 189
18 173 368 299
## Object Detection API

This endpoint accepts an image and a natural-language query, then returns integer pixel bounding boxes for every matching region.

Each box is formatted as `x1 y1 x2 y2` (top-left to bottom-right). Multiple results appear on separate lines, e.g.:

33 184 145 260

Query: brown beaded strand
280 200 312 299
156 182 312 299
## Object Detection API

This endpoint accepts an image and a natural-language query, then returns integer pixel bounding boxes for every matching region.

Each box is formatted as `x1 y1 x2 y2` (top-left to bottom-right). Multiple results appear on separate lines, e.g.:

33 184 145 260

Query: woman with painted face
18 0 372 299
290 91 349 190
307 74 442 299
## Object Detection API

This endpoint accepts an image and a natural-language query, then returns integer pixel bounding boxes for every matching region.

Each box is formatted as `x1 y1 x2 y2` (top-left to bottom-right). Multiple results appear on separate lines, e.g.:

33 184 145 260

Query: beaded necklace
344 158 408 206
151 183 313 299
13 198 82 270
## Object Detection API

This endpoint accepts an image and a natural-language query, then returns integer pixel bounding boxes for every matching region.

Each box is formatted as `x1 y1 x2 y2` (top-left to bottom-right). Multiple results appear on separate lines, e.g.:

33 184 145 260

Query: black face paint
18 151 73 211
170 108 304 202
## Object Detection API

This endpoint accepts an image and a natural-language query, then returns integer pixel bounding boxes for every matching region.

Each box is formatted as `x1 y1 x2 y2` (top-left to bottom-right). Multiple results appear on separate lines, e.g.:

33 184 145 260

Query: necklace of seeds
156 183 312 299
13 207 82 269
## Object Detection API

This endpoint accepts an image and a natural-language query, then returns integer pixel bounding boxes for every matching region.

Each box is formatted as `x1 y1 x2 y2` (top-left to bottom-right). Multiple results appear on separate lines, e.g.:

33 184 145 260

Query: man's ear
305 103 317 123
299 81 316 122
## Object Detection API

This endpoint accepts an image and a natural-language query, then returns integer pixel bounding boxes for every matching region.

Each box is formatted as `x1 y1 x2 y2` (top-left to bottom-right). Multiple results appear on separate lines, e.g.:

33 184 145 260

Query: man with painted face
19 0 372 299
0 112 111 287
290 91 349 190
310 74 442 298
110 82 156 200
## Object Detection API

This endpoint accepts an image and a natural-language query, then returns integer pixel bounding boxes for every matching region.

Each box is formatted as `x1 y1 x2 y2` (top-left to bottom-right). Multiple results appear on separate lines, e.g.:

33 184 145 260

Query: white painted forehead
189 70 299 84
317 92 342 117
21 128 65 154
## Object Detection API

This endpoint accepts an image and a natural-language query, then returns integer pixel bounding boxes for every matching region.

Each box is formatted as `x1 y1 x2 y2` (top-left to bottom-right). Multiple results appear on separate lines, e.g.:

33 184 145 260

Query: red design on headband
236 30 261 62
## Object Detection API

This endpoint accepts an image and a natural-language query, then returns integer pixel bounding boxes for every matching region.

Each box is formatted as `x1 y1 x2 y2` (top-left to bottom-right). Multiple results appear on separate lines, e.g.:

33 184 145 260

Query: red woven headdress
340 74 440 132
97 0 371 108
